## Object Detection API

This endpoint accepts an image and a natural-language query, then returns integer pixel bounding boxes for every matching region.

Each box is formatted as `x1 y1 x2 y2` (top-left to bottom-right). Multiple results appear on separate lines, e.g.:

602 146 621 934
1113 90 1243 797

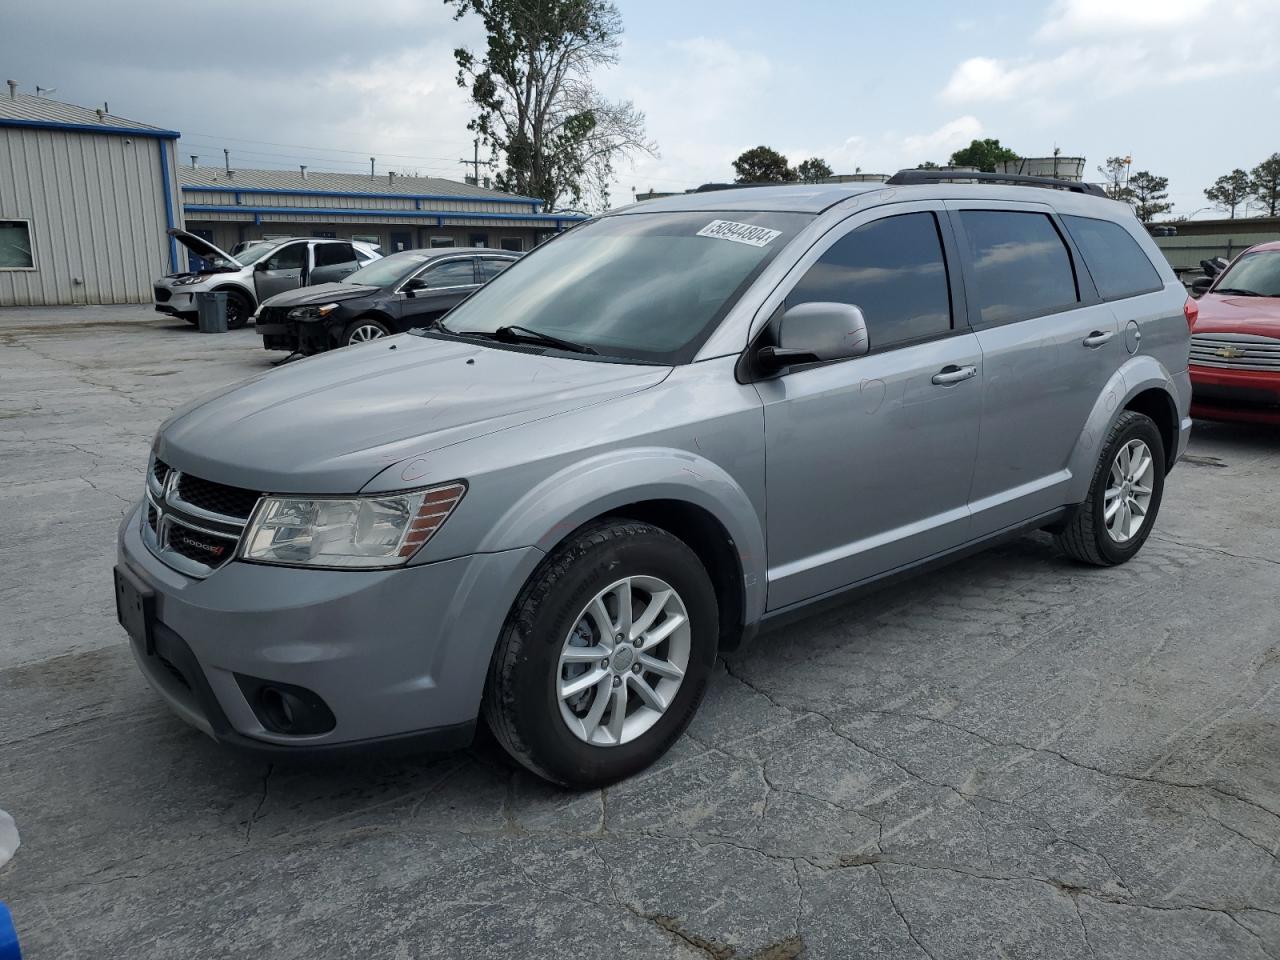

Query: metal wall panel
0 127 179 305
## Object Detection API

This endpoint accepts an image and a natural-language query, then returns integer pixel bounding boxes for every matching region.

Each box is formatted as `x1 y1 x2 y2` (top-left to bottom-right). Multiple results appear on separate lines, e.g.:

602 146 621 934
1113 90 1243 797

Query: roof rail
886 169 1108 198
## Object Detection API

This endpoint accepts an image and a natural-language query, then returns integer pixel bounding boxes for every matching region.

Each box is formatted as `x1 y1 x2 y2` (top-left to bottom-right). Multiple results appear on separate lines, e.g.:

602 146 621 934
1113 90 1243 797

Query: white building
0 83 182 306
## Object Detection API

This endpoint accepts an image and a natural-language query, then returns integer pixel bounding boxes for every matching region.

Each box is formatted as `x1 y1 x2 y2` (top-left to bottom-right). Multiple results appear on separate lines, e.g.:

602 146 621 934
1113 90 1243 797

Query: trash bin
195 291 228 333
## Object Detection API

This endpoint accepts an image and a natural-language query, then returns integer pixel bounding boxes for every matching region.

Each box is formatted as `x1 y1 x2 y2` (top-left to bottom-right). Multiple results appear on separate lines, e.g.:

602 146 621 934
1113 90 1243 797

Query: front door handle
931 364 978 386
1083 330 1116 348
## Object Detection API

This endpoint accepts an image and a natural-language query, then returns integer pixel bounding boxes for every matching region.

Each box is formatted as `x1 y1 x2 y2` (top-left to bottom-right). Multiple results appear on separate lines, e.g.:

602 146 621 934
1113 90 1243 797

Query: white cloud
809 116 986 175
942 0 1278 108
1037 0 1213 39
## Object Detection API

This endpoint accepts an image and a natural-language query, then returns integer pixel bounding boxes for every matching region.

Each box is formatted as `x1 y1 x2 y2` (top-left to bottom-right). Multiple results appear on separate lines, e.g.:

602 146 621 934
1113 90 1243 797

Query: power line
181 130 475 164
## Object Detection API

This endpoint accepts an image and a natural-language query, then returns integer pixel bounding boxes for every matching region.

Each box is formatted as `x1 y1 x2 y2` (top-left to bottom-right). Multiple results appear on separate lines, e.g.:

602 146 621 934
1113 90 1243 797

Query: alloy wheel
1104 438 1154 543
557 575 691 747
348 324 386 344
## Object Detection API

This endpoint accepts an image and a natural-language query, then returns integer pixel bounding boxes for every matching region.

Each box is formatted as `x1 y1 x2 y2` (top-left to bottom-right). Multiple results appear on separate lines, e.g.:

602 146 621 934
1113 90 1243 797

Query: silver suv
115 173 1192 787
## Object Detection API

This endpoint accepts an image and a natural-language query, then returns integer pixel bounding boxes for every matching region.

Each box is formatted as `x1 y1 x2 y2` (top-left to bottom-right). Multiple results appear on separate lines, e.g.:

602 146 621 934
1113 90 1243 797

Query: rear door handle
1083 330 1116 348
931 364 978 386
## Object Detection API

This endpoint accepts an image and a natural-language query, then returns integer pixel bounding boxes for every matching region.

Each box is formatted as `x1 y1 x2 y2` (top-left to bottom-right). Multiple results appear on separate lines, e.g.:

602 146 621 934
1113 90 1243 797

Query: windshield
437 211 811 364
228 241 280 267
1213 250 1280 297
344 251 431 288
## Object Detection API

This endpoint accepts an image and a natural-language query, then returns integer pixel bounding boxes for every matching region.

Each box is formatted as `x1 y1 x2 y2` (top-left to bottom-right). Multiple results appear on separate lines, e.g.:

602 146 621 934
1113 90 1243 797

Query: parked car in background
117 173 1191 787
1188 240 1280 424
152 231 382 329
256 248 519 354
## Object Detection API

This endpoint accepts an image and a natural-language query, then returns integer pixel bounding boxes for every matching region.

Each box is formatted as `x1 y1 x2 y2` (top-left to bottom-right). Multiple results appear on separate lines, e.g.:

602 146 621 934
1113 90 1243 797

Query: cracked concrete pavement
1 305 1278 959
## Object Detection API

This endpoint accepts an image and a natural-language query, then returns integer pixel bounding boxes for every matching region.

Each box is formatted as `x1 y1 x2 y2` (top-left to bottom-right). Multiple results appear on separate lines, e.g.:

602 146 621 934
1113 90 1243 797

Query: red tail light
1184 296 1198 332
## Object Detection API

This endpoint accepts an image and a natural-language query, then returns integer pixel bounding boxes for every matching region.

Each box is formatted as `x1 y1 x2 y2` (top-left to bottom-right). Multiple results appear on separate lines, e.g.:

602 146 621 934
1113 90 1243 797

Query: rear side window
786 212 953 350
1062 215 1163 301
314 243 357 267
958 211 1078 325
422 259 476 288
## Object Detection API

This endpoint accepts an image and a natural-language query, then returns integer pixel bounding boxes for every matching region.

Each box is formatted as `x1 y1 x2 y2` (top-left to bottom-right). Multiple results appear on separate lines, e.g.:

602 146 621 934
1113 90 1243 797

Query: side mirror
402 277 428 297
1190 276 1213 296
254 261 269 272
757 302 870 373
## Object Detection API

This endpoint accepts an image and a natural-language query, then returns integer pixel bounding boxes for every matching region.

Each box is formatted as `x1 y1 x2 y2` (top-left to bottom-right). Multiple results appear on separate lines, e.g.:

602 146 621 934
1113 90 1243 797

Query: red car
1189 240 1280 424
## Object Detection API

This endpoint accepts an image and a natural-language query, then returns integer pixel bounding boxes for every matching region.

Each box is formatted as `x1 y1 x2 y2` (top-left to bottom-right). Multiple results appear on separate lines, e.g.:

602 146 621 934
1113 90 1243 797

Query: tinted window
1062 215 1162 300
313 243 357 267
263 243 306 271
786 212 952 349
959 211 1078 325
423 259 476 288
480 257 515 280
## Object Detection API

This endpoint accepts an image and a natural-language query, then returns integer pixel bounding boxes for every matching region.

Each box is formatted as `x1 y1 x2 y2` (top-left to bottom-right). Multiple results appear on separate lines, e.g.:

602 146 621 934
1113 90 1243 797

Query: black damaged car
255 247 520 354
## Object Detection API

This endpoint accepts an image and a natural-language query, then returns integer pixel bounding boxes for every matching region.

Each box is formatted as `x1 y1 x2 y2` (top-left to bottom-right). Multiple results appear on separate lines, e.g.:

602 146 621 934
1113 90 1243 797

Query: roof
383 246 519 259
616 183 886 214
610 179 1125 216
0 91 178 137
179 166 537 204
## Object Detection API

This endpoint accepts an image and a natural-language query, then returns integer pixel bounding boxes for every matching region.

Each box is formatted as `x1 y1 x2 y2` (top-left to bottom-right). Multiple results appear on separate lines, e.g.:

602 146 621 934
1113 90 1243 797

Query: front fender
475 447 768 627
1063 355 1184 504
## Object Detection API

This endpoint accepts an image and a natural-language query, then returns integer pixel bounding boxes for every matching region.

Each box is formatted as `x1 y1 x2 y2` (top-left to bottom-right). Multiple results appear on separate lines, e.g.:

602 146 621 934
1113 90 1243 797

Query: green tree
916 160 940 169
733 146 795 183
1249 153 1280 217
1128 170 1173 222
1204 169 1251 219
445 0 655 211
948 138 1019 172
1097 156 1132 201
795 157 833 183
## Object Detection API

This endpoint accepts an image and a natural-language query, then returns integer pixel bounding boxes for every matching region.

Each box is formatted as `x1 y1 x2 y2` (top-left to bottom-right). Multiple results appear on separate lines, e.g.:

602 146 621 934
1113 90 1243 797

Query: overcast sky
5 0 1278 216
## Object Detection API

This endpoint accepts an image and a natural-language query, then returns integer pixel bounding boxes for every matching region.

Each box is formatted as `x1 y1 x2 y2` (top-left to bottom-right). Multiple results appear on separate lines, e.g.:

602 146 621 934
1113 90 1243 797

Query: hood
1193 292 1280 338
156 335 670 494
168 228 241 268
260 282 377 309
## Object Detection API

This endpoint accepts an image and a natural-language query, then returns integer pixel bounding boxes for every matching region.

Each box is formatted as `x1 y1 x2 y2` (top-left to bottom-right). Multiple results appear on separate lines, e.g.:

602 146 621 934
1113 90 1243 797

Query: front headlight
287 303 340 321
240 482 466 569
172 275 208 286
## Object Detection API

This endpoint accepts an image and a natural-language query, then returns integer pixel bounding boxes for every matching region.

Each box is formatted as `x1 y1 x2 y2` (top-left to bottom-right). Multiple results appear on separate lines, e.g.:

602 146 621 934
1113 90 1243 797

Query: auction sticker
696 220 782 247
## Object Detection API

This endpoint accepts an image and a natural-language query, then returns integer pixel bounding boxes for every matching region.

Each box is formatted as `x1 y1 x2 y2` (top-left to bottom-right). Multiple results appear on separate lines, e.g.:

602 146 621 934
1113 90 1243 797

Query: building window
312 230 337 239
0 220 35 270
500 237 524 252
469 232 489 248
351 234 381 246
430 236 456 248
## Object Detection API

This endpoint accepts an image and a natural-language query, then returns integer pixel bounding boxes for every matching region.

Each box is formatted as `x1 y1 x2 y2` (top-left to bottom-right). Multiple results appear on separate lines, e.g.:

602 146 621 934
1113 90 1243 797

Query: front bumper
154 288 196 316
117 502 543 754
1190 364 1280 424
256 314 337 354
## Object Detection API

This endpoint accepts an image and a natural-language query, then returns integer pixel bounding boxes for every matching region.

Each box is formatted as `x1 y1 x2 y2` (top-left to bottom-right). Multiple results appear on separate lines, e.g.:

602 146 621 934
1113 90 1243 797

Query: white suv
153 231 381 329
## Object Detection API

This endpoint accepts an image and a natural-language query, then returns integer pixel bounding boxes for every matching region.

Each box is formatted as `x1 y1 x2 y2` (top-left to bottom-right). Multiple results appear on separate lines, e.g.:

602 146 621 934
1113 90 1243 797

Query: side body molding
473 447 769 629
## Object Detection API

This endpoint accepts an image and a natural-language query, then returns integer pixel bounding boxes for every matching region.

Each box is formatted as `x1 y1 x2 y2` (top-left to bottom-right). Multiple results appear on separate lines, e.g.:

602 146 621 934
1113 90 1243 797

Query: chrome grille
1190 332 1280 372
142 456 261 578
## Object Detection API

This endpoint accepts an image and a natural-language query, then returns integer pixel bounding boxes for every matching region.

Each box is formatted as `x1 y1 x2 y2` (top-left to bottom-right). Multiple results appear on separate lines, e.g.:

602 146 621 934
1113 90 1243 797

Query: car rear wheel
343 318 391 347
224 291 252 330
483 520 718 787
1055 410 1165 566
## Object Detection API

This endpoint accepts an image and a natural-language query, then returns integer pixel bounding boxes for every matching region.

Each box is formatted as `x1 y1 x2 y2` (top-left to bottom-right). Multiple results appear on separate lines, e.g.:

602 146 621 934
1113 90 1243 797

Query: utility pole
370 157 376 178
459 138 493 184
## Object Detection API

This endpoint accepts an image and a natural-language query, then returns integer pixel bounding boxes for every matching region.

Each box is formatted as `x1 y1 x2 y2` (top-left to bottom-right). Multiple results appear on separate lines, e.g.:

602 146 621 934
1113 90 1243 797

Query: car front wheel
483 520 718 787
224 291 253 330
343 318 391 346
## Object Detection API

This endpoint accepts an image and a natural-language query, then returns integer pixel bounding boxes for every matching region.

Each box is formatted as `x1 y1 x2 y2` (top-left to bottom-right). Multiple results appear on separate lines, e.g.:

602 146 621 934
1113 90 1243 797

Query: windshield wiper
1214 287 1263 297
490 325 598 355
407 317 450 336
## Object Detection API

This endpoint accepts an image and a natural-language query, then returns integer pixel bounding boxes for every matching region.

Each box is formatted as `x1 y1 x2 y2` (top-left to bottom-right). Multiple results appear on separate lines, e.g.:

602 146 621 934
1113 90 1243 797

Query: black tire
483 520 718 787
1055 410 1165 566
342 318 392 347
223 290 253 330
